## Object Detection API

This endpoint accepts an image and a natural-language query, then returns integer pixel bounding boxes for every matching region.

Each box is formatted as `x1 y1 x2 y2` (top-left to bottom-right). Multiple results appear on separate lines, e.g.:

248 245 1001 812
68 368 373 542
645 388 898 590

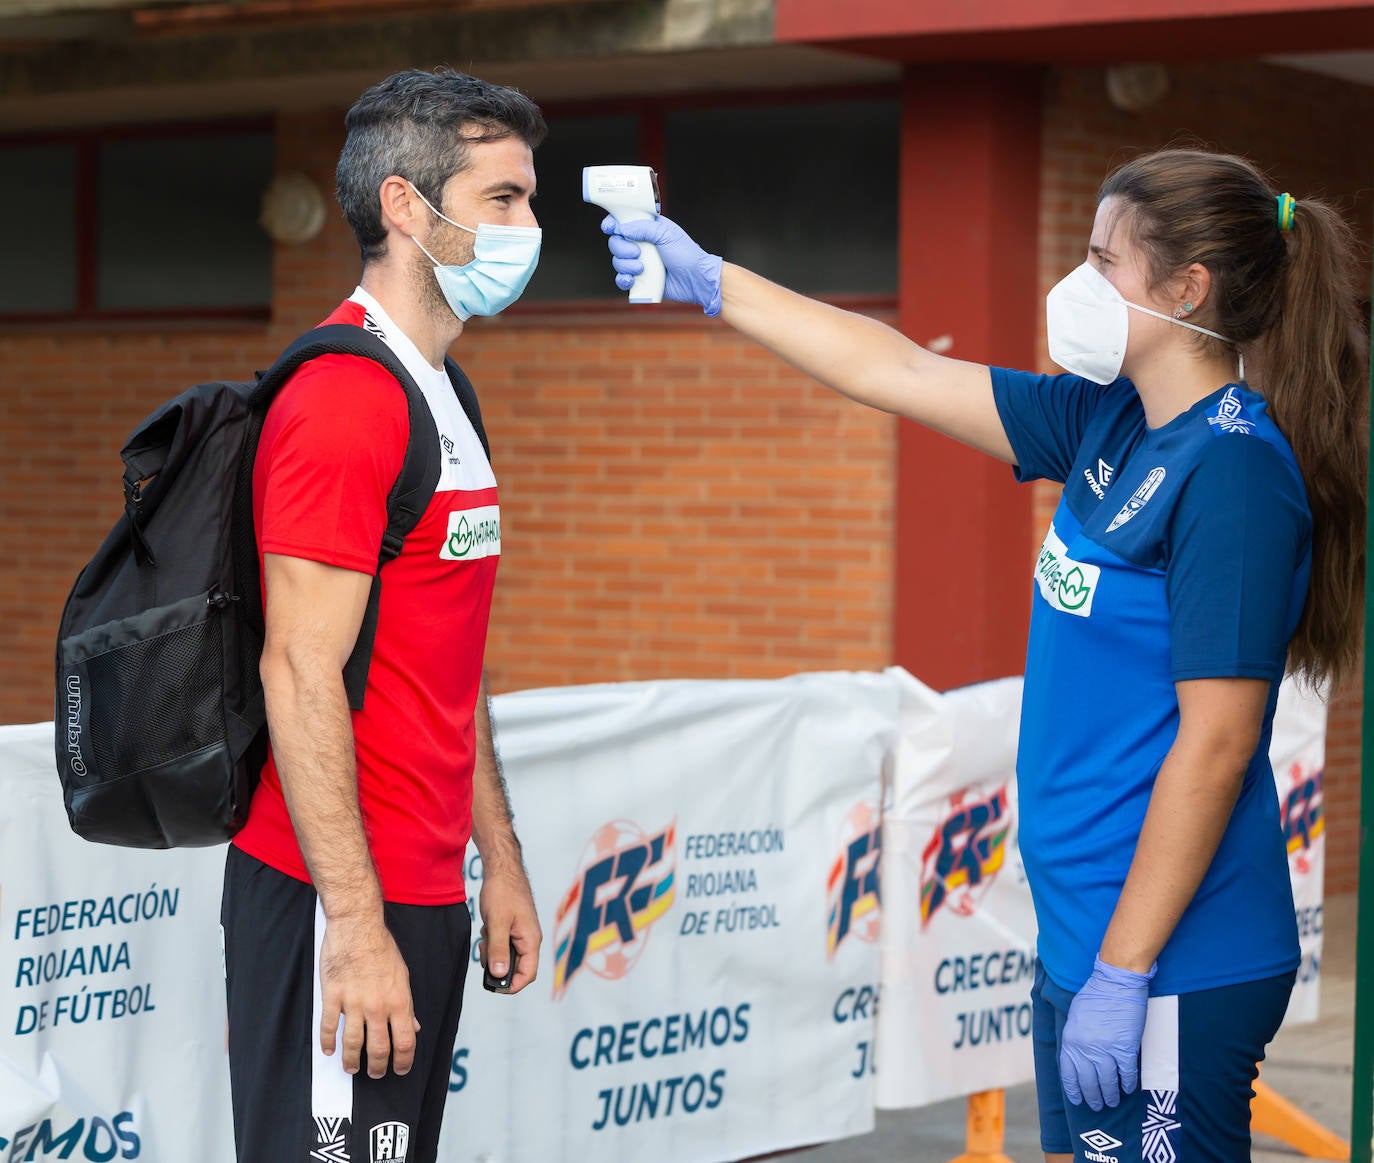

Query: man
220 68 546 1163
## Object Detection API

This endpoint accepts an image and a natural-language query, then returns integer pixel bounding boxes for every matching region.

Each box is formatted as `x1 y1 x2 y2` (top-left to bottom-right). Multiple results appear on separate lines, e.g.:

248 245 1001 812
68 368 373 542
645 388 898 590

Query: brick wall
1035 60 1374 893
0 108 895 719
1 111 342 722
468 324 895 693
2 59 1366 889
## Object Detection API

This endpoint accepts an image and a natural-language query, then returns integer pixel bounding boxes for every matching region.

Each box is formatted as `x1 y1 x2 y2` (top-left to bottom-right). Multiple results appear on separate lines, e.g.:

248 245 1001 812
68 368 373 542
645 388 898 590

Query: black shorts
221 846 472 1163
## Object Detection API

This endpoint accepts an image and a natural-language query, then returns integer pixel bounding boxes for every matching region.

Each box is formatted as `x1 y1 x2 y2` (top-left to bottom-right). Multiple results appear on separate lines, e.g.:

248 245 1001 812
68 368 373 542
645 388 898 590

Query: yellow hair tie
1277 192 1296 233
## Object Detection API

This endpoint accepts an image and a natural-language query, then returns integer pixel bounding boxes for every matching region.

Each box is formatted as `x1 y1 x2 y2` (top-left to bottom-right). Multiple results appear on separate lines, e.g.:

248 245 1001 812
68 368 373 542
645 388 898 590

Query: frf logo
920 785 1011 927
1282 763 1325 875
826 798 881 959
369 1121 409 1163
552 818 676 999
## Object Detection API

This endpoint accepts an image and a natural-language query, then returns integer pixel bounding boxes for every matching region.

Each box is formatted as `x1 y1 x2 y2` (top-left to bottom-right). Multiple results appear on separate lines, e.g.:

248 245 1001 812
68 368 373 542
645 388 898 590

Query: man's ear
378 175 421 237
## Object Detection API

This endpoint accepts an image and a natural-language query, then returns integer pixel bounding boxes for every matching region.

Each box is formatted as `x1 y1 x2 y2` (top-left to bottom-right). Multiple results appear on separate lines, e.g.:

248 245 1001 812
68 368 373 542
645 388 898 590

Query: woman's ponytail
1259 199 1368 688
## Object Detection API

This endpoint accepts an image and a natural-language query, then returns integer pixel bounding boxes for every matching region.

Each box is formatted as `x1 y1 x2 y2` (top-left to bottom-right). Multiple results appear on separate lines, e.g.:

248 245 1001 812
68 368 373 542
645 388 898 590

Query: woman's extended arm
718 263 1014 461
606 215 1015 463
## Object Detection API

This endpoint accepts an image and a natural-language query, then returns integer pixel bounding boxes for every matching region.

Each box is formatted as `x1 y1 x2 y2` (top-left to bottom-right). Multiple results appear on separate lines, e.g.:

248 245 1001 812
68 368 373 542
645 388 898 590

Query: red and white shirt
233 290 499 904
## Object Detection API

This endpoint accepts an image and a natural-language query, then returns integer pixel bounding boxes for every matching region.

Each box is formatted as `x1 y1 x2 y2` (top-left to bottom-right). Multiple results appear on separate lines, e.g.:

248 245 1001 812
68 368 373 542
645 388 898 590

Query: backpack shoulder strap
251 323 441 711
444 356 490 464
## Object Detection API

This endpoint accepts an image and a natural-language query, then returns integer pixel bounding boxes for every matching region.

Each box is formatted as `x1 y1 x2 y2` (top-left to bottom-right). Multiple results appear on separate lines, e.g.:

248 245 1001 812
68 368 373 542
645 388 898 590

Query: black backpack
54 323 489 849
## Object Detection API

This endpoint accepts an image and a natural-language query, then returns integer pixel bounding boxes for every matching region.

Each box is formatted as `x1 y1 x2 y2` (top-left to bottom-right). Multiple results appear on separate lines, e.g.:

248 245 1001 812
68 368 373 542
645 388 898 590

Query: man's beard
412 225 476 322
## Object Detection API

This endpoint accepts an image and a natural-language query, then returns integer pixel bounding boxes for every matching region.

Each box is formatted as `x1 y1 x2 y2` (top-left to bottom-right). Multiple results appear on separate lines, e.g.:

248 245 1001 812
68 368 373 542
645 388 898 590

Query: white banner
875 673 1035 1110
0 668 1330 1152
442 672 895 1161
1270 678 1327 1025
875 673 1329 1109
0 722 234 1163
0 672 895 1161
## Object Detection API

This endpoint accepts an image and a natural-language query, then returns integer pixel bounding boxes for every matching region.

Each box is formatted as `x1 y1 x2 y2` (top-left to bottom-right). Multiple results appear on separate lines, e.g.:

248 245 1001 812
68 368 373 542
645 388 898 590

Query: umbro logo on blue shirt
1083 457 1115 501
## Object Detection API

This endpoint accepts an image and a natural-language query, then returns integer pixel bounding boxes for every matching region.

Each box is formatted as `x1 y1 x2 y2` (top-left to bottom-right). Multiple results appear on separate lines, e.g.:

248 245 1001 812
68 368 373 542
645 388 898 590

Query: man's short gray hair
336 67 547 264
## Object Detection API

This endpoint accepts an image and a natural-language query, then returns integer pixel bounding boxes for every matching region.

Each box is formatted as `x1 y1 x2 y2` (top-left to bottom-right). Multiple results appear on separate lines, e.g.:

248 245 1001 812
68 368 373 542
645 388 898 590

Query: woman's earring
1173 301 1194 319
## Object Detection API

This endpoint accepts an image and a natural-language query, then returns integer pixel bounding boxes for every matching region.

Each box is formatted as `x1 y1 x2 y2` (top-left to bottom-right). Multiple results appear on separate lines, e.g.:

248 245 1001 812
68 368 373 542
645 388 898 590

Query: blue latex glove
600 213 723 317
1059 955 1156 1112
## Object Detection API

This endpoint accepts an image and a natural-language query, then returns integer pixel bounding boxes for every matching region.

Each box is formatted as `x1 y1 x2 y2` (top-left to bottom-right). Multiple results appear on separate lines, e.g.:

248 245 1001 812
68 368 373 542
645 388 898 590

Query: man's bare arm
259 552 417 1077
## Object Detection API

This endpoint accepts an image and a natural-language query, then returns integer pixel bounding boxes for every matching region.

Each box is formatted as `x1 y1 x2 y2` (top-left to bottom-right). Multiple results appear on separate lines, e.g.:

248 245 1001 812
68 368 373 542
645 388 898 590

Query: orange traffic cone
1251 1076 1349 1160
947 1090 1016 1163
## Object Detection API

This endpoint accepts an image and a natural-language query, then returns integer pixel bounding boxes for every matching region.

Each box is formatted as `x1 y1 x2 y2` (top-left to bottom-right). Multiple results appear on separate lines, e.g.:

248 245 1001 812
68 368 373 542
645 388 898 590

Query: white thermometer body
582 164 665 304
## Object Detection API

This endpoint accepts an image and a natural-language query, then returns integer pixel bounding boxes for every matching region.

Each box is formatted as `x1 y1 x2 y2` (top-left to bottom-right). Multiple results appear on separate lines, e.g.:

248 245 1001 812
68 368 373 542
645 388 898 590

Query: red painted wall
892 66 1041 690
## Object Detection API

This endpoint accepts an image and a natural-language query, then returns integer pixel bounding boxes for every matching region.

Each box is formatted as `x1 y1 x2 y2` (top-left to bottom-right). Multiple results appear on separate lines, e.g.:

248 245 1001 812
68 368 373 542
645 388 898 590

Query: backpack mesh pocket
59 590 227 784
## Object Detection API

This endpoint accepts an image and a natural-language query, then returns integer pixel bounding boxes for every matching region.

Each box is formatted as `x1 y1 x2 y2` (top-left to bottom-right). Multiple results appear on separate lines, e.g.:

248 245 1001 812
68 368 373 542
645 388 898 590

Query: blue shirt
991 369 1308 995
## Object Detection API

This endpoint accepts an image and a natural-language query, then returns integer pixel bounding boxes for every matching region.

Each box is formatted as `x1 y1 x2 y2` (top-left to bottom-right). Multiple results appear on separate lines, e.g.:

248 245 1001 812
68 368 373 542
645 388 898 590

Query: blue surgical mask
409 184 541 321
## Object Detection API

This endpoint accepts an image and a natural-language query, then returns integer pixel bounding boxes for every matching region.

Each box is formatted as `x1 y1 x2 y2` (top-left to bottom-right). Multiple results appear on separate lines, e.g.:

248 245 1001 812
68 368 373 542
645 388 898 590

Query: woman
601 149 1367 1163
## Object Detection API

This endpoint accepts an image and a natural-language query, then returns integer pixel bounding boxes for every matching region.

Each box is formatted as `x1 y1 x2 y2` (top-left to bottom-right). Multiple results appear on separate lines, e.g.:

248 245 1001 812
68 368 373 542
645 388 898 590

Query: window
5 145 79 314
524 93 899 305
664 101 898 296
527 114 640 301
0 122 274 322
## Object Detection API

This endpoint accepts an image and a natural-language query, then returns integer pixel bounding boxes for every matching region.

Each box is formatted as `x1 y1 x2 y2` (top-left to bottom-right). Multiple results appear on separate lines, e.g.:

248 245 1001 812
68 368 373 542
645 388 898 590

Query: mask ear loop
410 232 443 267
402 178 460 269
408 182 477 235
407 182 483 274
1125 300 1244 382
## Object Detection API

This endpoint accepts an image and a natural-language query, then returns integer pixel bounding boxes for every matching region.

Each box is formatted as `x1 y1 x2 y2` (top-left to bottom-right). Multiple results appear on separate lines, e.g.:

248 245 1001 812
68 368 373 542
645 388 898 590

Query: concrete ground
770 893 1358 1163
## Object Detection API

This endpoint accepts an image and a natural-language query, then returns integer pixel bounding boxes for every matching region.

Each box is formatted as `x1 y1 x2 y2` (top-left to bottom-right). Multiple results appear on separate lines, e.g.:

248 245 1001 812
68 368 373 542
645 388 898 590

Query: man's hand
1059 955 1155 1111
478 868 542 995
319 915 420 1078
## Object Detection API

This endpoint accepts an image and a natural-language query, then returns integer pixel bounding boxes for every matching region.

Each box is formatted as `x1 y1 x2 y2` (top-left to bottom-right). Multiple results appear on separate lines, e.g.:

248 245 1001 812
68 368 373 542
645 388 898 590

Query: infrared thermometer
582 164 665 304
